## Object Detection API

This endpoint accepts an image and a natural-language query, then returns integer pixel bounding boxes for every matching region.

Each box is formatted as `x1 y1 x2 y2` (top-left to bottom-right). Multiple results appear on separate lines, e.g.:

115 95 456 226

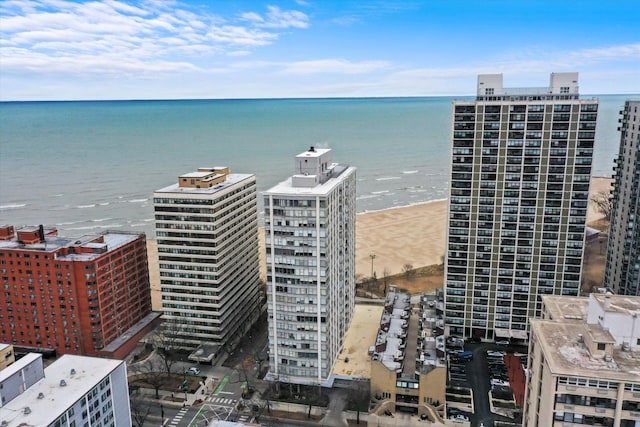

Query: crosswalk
168 407 188 426
236 414 251 423
207 396 237 406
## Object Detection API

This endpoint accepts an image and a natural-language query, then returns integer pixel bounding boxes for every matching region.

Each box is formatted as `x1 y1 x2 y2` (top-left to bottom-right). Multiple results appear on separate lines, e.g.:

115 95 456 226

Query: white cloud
0 0 310 76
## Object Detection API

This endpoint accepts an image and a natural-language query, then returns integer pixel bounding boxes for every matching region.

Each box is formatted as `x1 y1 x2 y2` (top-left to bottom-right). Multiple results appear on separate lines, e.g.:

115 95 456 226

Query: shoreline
148 177 613 311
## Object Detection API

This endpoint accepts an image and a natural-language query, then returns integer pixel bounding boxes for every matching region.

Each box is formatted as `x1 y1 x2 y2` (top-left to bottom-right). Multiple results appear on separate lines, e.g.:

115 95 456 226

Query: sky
1 0 639 100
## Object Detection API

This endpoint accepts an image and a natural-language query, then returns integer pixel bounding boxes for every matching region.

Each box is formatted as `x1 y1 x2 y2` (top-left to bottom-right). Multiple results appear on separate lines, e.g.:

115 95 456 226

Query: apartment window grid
446 101 595 338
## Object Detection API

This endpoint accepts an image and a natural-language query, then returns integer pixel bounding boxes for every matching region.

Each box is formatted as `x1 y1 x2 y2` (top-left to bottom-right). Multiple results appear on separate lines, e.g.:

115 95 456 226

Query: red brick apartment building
0 225 158 359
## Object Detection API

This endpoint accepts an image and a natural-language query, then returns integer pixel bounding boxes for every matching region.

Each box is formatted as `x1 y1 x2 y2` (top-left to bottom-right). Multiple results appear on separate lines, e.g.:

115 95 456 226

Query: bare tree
134 359 168 399
130 396 151 427
590 191 613 221
402 263 415 280
150 322 181 375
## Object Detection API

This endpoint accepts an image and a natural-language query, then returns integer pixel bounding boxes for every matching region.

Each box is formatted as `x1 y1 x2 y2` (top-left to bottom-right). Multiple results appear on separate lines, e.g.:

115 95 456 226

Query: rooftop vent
70 368 76 375
60 379 67 387
577 334 584 343
37 392 45 399
23 406 32 415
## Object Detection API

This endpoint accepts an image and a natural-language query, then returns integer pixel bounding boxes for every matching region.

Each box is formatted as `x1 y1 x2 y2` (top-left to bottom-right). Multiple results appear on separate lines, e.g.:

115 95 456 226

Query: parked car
496 340 510 347
466 336 481 343
185 367 201 375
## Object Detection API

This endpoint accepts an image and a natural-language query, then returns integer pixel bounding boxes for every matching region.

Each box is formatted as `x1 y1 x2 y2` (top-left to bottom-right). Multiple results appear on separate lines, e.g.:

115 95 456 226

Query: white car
185 367 201 375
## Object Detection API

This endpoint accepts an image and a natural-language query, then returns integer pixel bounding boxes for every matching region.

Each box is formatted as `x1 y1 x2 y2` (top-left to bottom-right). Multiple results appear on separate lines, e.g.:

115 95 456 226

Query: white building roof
265 165 356 196
0 355 123 426
155 173 254 195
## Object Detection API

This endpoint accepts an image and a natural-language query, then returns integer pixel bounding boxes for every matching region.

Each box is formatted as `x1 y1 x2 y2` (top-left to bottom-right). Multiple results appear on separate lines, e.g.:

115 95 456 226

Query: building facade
264 147 356 385
0 353 131 426
154 167 262 354
0 343 15 371
369 287 447 422
523 294 640 427
445 72 598 341
0 225 153 358
605 100 640 296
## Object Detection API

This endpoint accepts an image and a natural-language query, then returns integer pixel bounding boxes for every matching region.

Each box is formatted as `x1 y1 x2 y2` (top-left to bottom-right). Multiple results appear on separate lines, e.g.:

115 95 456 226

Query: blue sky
1 0 638 100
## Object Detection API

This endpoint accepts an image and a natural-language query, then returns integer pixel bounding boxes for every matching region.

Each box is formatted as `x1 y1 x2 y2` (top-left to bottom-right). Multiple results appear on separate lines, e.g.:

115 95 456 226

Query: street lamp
369 253 376 278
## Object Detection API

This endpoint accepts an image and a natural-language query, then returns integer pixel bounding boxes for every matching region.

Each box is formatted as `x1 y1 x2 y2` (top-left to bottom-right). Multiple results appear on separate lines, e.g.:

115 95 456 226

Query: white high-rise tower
154 167 262 357
264 147 356 385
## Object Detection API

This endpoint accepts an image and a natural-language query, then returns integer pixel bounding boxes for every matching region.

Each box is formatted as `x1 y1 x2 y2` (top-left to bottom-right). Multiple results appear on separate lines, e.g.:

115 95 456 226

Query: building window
485 88 494 95
597 343 605 350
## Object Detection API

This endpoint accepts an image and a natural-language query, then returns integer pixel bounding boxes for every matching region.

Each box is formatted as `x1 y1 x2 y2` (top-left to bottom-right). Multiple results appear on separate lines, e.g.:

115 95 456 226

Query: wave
375 176 401 181
356 194 379 200
98 202 110 206
92 218 113 222
67 223 123 231
402 170 419 174
77 204 96 209
358 197 448 215
371 190 389 194
0 203 26 210
127 198 149 203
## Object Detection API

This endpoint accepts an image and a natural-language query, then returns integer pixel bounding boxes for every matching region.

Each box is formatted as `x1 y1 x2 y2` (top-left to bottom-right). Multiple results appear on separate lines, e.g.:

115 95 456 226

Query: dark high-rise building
604 100 640 295
444 73 597 341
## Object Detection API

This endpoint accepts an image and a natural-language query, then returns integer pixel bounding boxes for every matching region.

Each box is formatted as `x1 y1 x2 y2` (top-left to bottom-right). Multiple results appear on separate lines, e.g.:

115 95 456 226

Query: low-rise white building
523 294 640 426
0 353 130 426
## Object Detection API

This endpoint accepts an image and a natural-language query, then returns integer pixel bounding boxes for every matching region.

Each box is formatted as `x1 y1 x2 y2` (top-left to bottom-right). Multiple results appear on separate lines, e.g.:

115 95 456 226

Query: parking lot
447 341 526 426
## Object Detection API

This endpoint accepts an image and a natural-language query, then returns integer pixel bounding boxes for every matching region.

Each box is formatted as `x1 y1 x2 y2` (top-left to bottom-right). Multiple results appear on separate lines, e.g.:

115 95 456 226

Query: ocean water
0 95 631 238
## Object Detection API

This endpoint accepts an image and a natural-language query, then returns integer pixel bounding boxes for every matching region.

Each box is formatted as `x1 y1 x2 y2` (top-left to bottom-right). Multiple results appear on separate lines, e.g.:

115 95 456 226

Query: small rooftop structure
533 294 640 381
0 225 142 260
156 168 254 195
477 72 580 101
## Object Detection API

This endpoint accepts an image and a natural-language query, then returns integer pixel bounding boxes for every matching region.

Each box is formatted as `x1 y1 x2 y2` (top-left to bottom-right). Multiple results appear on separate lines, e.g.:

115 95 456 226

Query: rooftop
0 228 142 260
0 355 124 426
265 164 355 196
371 287 412 373
532 319 640 383
155 172 254 195
332 304 383 379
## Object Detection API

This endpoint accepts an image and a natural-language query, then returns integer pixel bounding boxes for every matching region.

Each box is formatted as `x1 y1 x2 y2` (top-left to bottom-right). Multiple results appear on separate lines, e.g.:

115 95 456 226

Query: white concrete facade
264 147 356 385
523 294 640 427
0 353 130 427
605 100 640 296
445 72 598 341
154 168 262 351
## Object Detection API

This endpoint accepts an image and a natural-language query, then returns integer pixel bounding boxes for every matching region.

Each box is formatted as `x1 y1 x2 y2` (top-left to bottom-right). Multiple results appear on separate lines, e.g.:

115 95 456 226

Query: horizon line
2 93 639 103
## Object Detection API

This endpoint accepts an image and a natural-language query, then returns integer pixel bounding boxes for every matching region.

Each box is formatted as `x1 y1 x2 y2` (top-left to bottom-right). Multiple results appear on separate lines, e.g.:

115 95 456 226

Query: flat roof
532 319 640 383
542 295 588 321
0 229 141 255
296 147 331 158
0 352 41 383
265 165 356 197
0 343 10 352
332 304 384 379
155 173 254 195
0 355 124 425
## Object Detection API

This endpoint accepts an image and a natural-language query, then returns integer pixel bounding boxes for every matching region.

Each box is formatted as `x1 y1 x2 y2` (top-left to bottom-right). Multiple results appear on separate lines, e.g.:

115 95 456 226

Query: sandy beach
147 176 612 311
